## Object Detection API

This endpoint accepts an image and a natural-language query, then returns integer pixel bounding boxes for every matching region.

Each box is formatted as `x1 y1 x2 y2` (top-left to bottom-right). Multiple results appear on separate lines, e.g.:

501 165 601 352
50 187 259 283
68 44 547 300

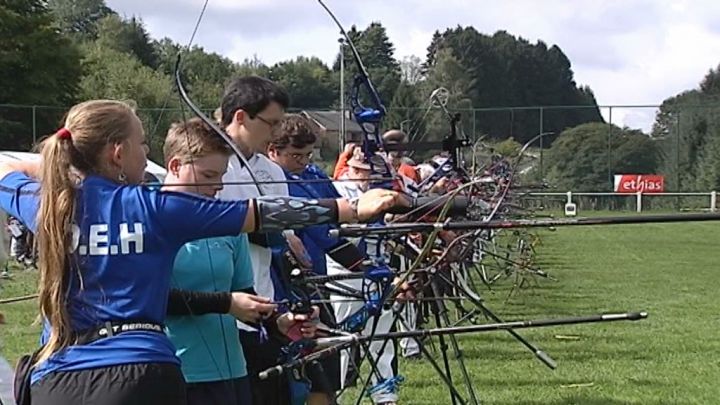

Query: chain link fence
3 103 720 203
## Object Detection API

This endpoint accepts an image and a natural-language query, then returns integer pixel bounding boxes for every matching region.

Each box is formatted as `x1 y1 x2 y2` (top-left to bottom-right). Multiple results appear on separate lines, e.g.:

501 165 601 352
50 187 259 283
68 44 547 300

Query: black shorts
308 304 341 394
186 376 251 405
239 329 289 405
30 362 185 405
240 305 342 402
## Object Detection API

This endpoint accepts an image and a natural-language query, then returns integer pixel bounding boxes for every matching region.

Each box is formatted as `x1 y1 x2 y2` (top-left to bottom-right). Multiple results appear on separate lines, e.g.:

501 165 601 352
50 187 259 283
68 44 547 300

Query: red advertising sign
613 174 664 193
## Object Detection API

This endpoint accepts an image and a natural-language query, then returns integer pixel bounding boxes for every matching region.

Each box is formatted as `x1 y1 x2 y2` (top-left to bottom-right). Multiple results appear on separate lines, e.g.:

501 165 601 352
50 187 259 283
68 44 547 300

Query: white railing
526 191 718 213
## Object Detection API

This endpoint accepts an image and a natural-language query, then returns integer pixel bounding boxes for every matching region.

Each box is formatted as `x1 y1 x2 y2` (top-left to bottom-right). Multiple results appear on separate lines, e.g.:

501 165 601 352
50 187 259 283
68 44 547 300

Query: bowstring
170 0 234 384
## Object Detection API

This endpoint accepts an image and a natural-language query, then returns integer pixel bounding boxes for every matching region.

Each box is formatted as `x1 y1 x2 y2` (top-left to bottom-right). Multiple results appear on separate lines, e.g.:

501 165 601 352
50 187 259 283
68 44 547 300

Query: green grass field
0 263 41 367
2 220 719 404
342 220 720 404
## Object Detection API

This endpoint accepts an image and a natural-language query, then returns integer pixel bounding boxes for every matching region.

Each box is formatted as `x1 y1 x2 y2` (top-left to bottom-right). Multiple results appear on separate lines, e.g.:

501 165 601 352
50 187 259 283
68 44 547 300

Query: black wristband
262 312 286 341
328 240 367 272
167 289 231 316
248 232 271 247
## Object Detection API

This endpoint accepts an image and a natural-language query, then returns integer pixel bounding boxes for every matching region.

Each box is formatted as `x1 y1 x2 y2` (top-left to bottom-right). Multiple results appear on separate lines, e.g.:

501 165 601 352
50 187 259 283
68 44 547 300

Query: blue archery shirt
285 164 341 276
0 172 249 384
165 234 254 382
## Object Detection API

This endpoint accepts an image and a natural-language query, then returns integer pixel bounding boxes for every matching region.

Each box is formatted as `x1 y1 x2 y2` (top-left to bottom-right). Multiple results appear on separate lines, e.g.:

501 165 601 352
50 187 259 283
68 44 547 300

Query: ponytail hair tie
56 128 72 140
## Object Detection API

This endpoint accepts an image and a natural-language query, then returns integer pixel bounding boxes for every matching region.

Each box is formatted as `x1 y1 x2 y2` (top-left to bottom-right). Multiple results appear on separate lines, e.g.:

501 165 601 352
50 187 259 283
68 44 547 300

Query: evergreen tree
333 22 401 107
269 56 336 109
424 26 603 145
47 0 114 39
0 0 83 149
96 15 158 68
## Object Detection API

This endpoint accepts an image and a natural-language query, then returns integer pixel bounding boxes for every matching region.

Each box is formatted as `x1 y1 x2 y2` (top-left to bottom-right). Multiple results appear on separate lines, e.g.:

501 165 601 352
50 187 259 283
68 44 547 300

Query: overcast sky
106 0 720 132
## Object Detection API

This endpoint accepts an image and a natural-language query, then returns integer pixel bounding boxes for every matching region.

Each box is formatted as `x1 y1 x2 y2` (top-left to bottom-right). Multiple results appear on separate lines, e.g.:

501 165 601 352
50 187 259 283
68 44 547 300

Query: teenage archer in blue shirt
0 99 406 405
161 118 323 405
267 114 369 405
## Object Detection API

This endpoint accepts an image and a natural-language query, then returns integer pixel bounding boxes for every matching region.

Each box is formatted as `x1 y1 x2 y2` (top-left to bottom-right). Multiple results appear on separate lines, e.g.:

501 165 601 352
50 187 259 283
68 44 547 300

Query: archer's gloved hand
279 306 321 341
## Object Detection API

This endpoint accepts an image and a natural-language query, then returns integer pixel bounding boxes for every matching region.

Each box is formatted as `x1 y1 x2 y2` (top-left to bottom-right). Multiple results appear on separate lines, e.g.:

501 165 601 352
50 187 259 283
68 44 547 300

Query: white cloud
106 0 720 131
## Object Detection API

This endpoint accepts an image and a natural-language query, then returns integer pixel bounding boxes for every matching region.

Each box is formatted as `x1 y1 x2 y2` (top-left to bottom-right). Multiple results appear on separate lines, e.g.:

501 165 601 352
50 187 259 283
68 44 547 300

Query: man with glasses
268 114 371 405
217 76 311 405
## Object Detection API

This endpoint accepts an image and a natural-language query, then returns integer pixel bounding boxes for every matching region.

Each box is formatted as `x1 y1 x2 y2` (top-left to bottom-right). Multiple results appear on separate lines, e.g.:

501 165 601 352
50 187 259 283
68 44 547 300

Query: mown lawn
2 219 719 404
344 220 720 404
0 265 41 367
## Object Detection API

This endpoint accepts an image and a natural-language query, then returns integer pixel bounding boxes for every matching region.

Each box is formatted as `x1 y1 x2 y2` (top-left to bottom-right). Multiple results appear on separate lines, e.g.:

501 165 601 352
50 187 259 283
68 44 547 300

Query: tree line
543 66 720 192
3 1 602 158
3 0 717 191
